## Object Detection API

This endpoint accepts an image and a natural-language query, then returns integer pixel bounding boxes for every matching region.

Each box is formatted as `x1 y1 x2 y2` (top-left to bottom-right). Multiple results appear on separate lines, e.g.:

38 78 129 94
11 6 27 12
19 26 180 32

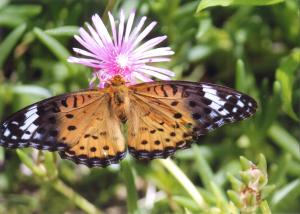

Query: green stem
121 159 139 214
52 179 102 214
158 159 208 210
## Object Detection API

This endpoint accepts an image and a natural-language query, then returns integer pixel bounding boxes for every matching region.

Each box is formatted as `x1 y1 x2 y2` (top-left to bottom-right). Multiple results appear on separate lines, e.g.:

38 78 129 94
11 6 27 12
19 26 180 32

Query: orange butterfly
0 75 257 167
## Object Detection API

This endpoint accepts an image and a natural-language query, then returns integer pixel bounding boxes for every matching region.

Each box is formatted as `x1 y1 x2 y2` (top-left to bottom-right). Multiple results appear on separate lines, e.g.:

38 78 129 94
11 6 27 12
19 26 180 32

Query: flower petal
108 12 118 46
137 68 172 80
92 14 113 45
143 65 175 76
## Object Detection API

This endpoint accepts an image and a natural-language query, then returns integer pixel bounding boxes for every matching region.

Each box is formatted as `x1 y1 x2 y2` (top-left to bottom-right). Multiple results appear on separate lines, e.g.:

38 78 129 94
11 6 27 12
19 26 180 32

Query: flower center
116 54 129 70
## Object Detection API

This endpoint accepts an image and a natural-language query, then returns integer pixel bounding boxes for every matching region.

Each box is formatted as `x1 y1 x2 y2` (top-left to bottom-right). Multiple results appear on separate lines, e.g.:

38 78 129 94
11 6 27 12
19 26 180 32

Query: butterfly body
0 76 257 167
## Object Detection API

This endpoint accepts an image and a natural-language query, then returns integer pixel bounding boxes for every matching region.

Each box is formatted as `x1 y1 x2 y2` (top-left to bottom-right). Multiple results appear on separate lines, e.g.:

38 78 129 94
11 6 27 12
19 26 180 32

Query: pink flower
68 11 175 88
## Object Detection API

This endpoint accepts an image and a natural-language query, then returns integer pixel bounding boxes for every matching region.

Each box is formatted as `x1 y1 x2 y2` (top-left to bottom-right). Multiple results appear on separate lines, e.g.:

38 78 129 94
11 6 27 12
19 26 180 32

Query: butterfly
0 75 257 167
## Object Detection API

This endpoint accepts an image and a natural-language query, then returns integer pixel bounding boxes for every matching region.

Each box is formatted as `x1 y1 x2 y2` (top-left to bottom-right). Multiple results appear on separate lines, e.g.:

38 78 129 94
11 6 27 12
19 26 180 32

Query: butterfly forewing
0 90 126 167
127 81 257 160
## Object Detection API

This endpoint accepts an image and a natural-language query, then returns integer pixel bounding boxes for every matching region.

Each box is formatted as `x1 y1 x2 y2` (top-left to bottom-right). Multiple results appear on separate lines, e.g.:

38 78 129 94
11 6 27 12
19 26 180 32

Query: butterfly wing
127 81 257 160
0 90 126 167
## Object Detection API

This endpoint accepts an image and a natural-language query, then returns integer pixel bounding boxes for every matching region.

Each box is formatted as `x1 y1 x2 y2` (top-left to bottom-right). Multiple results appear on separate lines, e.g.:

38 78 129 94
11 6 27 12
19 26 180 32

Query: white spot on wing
4 129 10 137
209 111 218 118
219 108 229 116
237 100 244 108
24 105 37 118
21 133 31 140
20 114 39 131
209 102 228 116
203 87 217 95
204 93 226 106
26 124 38 134
209 103 219 111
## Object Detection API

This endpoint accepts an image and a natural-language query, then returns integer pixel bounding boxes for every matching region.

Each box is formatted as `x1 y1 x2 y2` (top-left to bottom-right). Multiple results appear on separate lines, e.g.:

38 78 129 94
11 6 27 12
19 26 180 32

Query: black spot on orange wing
141 140 148 145
68 125 76 131
173 113 182 119
171 101 179 106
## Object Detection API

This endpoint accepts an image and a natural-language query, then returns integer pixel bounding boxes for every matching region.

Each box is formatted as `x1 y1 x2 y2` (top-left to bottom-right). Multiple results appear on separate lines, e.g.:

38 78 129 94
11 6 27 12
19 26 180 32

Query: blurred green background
0 0 299 213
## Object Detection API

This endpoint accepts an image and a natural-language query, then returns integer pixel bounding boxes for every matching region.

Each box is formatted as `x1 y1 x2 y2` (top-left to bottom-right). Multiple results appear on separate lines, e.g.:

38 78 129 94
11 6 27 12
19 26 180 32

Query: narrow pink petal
86 23 104 47
132 36 167 55
137 68 171 80
132 72 153 82
130 21 157 50
118 10 125 47
74 35 110 62
92 14 113 45
74 35 102 57
73 48 98 58
108 12 118 46
124 11 135 42
78 28 98 48
127 16 147 44
68 57 103 65
133 48 174 59
143 65 175 76
67 57 103 68
133 58 171 64
77 28 107 58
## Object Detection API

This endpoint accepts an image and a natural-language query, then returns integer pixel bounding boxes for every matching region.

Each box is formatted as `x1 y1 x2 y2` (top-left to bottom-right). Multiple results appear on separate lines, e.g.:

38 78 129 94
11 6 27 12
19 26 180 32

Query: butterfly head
107 75 126 87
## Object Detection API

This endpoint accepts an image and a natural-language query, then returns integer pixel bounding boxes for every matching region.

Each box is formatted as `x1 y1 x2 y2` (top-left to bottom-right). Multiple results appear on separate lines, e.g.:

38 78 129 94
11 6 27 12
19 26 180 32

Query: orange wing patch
126 94 194 160
60 94 126 167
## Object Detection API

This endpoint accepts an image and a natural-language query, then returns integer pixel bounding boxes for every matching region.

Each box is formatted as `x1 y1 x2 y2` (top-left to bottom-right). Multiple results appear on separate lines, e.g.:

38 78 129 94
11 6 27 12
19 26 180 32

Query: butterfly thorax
105 76 129 123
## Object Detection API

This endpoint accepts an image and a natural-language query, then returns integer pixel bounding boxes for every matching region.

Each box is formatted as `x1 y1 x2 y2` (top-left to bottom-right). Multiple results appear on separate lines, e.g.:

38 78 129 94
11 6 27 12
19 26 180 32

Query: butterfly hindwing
0 90 126 167
127 81 257 160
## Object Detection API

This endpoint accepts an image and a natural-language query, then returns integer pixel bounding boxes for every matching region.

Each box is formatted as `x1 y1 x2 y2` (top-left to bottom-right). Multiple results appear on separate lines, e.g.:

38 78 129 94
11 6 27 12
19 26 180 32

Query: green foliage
197 0 285 13
0 0 299 213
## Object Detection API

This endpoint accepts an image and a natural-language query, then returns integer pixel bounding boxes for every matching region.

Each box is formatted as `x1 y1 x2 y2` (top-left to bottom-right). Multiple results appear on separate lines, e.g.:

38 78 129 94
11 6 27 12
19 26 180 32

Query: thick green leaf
158 158 208 209
0 5 42 17
268 124 300 161
275 48 300 121
271 179 300 210
197 0 285 12
0 24 26 68
33 27 75 72
173 196 200 211
16 149 46 177
45 26 79 37
13 85 52 97
0 14 25 27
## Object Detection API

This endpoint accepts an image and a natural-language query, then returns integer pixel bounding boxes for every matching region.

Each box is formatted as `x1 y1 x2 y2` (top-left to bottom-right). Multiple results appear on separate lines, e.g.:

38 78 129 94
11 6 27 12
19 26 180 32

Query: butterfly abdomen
108 85 130 123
